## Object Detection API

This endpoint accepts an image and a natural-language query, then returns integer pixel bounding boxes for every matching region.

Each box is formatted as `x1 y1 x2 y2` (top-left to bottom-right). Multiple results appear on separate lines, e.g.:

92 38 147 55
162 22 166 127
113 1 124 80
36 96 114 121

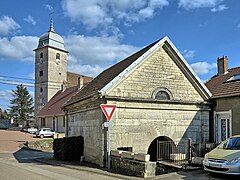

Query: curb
35 158 139 180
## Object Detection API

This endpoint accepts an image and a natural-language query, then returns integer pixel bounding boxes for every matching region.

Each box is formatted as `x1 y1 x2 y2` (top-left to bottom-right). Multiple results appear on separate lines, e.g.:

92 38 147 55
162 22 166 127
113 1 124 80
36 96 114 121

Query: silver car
203 135 240 175
36 128 55 138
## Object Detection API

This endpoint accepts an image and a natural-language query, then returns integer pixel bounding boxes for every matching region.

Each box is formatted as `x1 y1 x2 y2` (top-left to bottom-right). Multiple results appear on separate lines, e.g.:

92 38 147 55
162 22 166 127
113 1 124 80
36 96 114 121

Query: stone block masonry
111 156 156 178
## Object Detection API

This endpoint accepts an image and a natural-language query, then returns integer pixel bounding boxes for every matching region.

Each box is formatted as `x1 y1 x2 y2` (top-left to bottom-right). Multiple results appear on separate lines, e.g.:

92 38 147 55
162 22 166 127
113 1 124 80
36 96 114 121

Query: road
0 130 125 180
0 148 126 180
0 130 239 180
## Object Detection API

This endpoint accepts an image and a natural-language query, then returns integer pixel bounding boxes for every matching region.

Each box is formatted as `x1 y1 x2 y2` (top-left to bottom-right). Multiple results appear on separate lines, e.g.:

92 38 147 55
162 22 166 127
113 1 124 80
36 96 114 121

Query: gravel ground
0 130 39 153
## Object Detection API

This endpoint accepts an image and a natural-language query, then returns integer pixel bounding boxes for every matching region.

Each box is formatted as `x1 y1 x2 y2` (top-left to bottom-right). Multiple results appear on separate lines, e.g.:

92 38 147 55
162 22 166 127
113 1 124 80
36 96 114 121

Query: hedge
53 136 84 161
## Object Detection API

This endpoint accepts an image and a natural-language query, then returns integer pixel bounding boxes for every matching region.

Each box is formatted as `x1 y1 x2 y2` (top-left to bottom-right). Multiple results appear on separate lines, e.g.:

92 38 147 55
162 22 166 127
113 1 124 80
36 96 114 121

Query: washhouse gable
100 36 211 102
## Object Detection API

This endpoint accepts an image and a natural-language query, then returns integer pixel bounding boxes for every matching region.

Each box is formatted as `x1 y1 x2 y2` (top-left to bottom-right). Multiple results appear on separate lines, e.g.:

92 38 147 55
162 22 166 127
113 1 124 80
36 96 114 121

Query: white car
27 127 38 134
36 128 55 138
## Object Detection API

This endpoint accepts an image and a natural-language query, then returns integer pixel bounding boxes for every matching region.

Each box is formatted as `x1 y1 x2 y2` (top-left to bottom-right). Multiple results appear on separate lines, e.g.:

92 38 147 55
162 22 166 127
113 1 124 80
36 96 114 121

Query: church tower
34 19 68 115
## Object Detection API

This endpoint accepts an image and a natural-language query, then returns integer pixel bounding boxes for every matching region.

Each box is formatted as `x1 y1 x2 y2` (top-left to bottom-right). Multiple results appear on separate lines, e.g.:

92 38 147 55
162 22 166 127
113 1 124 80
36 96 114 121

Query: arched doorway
147 136 175 161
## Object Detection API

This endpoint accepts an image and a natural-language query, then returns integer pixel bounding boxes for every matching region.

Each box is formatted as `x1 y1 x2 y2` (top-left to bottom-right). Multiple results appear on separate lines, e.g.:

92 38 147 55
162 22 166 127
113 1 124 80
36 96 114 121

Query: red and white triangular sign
100 104 117 121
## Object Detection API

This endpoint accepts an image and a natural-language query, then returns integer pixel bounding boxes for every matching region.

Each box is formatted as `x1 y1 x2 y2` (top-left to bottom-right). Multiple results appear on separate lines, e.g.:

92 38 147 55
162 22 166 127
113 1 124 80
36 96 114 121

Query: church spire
49 18 55 32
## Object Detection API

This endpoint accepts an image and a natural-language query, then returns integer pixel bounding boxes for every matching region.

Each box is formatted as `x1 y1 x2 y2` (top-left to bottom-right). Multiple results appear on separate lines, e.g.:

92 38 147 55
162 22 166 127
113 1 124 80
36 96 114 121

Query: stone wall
67 98 105 166
28 140 53 151
111 151 156 178
106 45 204 102
108 100 209 153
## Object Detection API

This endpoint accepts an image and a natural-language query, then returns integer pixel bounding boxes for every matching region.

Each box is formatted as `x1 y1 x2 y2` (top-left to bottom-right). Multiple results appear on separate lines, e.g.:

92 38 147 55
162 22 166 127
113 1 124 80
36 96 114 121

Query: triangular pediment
99 36 211 101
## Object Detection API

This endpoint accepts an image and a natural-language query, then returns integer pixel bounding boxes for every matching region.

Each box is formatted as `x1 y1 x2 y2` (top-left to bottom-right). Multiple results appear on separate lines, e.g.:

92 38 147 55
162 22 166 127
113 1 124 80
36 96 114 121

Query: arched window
40 52 43 58
155 91 170 100
56 53 60 60
152 87 172 100
56 53 60 64
40 88 43 93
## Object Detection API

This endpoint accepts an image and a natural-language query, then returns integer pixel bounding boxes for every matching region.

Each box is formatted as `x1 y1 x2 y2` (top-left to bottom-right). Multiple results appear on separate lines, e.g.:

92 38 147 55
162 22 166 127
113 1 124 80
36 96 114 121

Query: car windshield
219 137 240 150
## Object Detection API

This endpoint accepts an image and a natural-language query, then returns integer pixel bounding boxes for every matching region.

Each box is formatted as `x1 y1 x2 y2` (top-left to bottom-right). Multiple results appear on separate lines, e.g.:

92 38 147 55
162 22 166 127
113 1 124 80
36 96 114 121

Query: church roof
64 36 212 107
36 19 67 52
37 86 79 117
205 66 240 98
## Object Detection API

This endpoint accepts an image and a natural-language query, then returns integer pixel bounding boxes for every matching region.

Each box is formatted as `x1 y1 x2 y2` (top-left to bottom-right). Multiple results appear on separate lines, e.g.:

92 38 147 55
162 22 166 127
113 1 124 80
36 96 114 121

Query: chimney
78 77 84 89
217 56 228 75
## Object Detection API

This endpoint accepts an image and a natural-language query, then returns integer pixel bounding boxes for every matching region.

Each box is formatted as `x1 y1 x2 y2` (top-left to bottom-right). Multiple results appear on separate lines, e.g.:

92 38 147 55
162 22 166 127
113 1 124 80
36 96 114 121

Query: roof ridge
228 66 240 71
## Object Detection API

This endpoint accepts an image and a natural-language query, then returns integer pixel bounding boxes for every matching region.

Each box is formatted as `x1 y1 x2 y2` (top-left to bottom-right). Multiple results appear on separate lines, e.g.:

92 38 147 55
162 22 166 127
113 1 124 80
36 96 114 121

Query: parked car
22 127 38 134
203 135 240 175
36 128 55 138
27 127 38 134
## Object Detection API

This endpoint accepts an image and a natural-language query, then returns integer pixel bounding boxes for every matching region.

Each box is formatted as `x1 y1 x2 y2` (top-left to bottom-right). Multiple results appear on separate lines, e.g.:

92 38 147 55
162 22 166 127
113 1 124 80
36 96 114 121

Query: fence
156 140 218 166
157 140 188 166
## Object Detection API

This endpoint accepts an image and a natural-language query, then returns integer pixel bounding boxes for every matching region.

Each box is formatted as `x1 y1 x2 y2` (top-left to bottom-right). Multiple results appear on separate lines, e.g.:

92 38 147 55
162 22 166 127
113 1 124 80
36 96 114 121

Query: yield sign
100 104 116 121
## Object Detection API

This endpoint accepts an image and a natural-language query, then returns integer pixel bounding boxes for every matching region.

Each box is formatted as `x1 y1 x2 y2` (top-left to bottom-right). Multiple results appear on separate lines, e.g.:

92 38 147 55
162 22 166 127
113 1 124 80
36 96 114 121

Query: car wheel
40 134 44 138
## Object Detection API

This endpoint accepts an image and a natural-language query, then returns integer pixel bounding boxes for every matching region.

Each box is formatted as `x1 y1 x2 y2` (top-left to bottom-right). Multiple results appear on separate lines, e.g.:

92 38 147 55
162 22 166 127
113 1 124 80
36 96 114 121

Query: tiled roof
65 40 159 106
205 67 240 98
37 86 79 117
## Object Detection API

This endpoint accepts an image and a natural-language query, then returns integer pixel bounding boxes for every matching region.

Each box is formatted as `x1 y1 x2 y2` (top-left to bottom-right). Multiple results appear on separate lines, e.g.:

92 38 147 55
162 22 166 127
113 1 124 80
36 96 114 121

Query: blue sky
0 0 240 110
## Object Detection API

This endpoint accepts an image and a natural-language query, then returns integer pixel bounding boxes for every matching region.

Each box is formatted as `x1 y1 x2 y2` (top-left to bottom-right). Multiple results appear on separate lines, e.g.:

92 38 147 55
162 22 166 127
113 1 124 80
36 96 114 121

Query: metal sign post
107 122 111 170
100 104 116 170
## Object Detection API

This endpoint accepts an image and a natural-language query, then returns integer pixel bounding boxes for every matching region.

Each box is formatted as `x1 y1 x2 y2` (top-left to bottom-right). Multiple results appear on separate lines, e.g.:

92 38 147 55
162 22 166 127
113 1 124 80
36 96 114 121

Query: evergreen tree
0 108 8 119
9 84 34 126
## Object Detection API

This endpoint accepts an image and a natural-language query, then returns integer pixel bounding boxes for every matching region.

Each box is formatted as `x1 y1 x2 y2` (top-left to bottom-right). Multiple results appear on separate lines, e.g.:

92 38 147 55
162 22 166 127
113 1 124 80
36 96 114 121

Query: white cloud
0 34 139 77
64 35 140 77
0 36 38 61
190 61 217 75
61 0 169 34
0 16 20 36
24 15 36 25
182 49 196 60
178 0 223 10
0 90 12 102
68 64 104 78
211 4 228 12
44 4 53 11
27 73 35 80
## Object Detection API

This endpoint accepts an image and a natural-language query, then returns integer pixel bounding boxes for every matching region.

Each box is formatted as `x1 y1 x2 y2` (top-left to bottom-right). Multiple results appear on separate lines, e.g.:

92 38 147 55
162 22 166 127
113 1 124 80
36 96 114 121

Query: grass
37 138 54 143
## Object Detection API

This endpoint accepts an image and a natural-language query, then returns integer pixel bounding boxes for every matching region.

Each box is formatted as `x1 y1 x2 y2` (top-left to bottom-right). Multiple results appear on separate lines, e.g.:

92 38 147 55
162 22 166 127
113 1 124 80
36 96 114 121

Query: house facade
205 56 240 143
63 37 212 166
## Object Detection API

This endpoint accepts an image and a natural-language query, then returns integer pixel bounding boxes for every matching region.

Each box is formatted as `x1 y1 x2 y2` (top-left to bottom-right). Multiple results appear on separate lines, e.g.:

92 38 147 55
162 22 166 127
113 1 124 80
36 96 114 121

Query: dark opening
41 118 45 127
53 117 55 131
56 53 60 60
117 147 133 152
147 136 174 161
39 70 43 77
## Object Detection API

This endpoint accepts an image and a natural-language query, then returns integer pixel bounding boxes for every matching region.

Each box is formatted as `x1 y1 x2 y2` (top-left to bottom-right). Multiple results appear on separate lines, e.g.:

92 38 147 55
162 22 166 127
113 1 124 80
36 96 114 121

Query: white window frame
214 110 232 143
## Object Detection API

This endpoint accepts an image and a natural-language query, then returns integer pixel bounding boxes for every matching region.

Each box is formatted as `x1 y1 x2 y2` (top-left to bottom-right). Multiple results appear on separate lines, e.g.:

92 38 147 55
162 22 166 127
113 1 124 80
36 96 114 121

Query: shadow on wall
147 111 208 161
